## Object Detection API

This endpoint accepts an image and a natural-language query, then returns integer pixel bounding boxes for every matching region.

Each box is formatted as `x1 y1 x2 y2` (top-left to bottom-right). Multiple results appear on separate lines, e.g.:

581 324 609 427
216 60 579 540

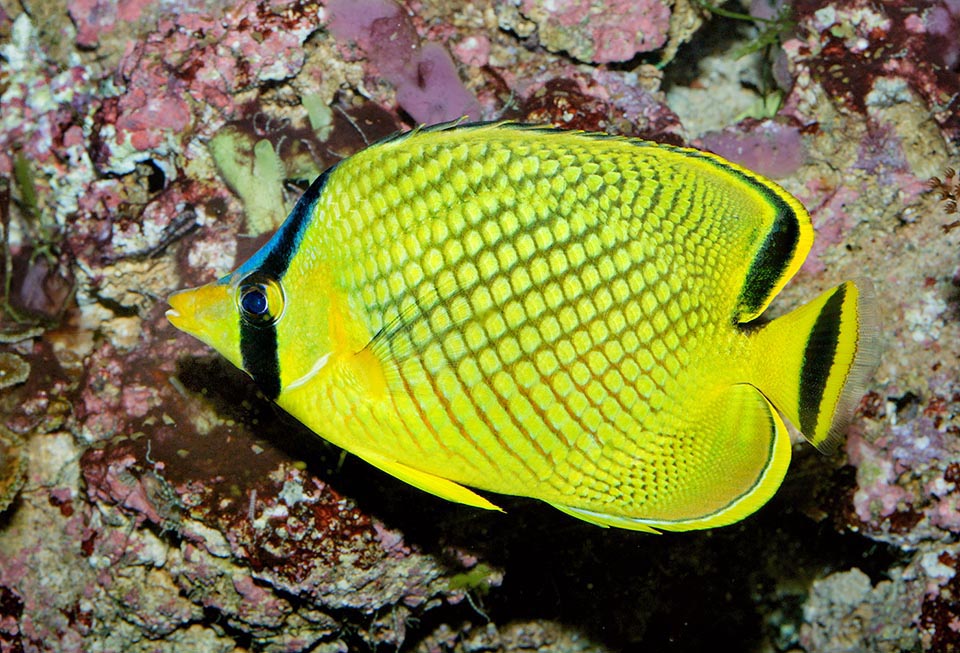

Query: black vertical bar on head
240 165 337 400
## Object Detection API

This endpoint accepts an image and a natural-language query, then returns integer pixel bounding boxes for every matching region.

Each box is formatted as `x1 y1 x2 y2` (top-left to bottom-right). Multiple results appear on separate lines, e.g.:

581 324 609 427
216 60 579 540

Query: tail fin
749 280 880 453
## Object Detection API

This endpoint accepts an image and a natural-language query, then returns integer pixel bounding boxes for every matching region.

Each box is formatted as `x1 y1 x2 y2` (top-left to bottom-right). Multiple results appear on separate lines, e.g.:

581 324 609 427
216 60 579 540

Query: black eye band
237 164 335 401
237 271 284 400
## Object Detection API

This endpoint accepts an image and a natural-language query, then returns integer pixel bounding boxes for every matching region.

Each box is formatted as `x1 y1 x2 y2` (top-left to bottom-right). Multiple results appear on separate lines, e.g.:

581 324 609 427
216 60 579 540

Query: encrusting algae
168 122 879 532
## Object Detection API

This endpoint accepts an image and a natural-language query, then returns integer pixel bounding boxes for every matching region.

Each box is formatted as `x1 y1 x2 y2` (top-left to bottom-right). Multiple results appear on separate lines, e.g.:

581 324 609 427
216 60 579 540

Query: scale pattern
303 127 776 517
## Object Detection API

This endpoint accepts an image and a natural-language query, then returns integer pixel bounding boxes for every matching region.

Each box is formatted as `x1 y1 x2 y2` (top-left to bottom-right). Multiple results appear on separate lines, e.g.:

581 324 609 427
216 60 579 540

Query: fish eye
237 273 285 326
241 287 268 315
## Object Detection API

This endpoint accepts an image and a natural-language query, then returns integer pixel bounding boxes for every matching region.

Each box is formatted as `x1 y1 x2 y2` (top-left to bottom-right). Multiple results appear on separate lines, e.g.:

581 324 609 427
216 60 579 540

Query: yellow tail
749 281 880 452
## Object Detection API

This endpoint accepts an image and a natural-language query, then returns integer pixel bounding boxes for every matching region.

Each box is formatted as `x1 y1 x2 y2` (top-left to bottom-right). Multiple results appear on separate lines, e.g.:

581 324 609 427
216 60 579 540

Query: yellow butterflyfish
168 123 879 532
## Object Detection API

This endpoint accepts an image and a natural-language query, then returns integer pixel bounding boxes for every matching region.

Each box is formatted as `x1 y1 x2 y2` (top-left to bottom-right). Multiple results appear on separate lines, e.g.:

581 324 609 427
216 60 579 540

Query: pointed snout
166 282 243 368
167 284 229 336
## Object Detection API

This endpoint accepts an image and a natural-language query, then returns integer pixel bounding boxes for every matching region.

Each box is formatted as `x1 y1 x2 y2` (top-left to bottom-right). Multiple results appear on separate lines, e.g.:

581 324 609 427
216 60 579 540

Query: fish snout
166 283 233 338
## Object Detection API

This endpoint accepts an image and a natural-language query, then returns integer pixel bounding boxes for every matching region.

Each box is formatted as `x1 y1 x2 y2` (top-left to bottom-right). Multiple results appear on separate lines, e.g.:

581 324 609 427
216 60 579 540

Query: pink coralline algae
103 0 320 162
452 34 491 68
82 448 168 526
0 24 96 180
67 0 160 48
844 374 960 545
325 0 482 124
114 81 192 153
516 0 671 63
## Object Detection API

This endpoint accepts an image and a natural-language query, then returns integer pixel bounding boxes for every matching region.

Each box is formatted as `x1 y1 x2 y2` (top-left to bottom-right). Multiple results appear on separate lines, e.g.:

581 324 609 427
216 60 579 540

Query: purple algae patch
326 0 480 124
699 120 806 179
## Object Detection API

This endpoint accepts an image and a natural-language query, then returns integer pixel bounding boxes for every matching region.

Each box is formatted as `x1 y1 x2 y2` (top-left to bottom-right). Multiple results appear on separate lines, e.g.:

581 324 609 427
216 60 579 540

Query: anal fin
656 384 791 531
360 451 503 512
549 503 662 534
552 384 792 533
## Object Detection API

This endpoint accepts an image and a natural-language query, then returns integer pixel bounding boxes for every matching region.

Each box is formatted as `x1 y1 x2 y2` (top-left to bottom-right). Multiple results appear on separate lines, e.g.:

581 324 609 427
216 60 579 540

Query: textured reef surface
0 0 958 651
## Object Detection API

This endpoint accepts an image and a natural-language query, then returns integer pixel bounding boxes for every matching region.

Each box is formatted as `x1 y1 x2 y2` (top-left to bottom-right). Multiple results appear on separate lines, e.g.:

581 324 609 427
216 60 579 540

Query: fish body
168 123 878 532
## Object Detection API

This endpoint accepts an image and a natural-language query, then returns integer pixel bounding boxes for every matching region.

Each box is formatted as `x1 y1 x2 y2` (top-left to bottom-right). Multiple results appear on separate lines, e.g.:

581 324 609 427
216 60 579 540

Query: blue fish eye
237 272 285 326
241 287 268 316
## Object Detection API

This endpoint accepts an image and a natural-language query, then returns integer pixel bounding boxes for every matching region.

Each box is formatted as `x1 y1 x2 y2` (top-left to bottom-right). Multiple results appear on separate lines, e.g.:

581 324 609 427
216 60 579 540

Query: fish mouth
165 282 235 344
165 282 244 369
165 289 194 333
165 307 183 330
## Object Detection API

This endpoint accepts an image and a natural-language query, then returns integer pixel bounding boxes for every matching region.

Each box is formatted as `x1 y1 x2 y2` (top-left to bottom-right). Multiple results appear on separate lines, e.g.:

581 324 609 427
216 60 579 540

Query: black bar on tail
798 285 846 437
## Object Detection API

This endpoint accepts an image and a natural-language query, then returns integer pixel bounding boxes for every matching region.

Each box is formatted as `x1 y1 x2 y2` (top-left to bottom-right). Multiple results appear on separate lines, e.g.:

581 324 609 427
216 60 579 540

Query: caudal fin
750 280 880 453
